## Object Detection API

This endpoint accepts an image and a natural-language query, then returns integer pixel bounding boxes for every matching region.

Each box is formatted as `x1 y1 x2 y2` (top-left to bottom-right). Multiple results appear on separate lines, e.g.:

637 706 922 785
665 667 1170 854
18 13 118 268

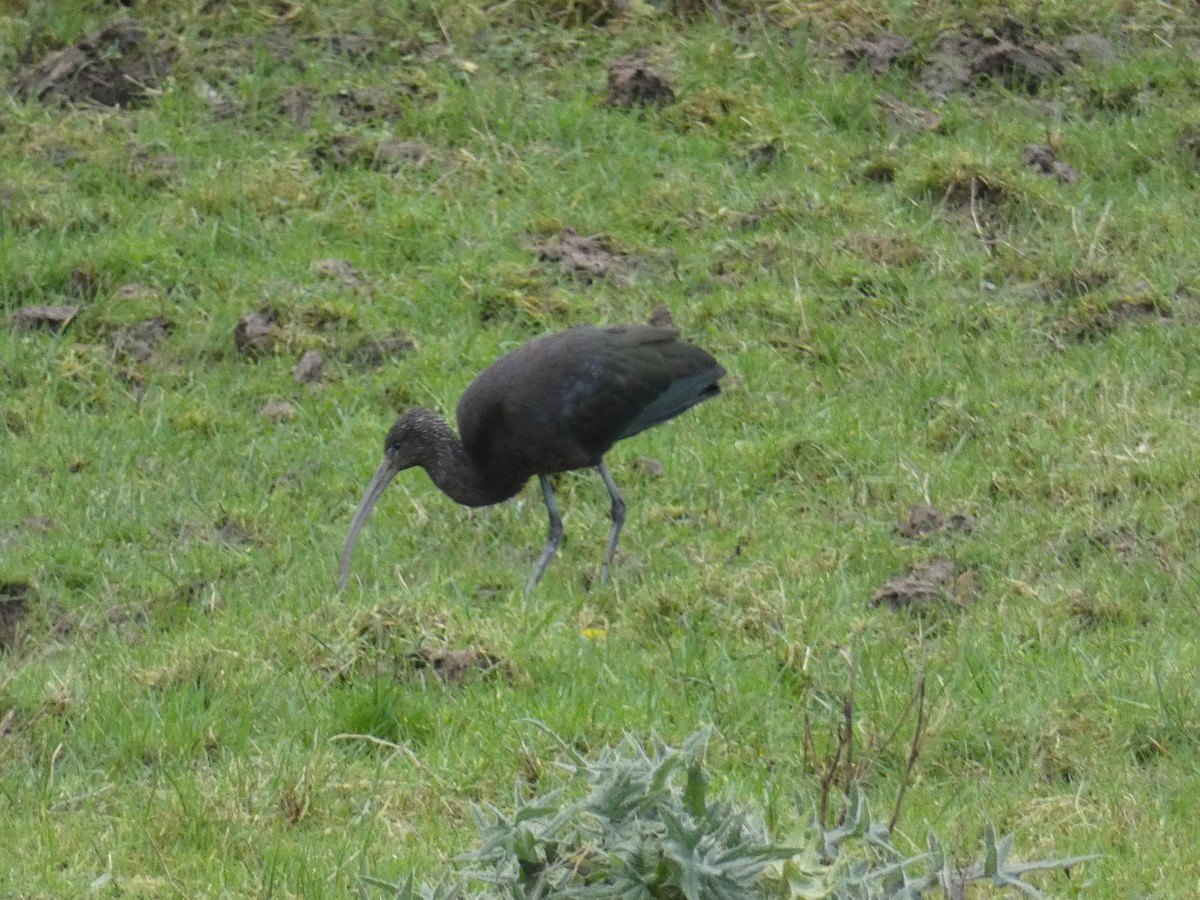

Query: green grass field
3 1 1200 895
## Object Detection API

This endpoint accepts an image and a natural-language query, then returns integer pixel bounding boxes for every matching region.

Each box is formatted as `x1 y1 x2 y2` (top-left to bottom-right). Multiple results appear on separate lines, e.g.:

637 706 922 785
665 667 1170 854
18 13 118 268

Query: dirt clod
538 228 626 284
896 504 974 539
876 96 942 132
842 34 914 75
311 258 366 289
112 317 173 362
0 583 31 652
870 557 976 612
234 307 279 357
279 85 317 128
349 331 416 368
1023 144 1078 183
607 56 675 107
408 647 502 683
1060 33 1117 67
293 350 325 386
633 457 665 478
113 283 163 301
10 305 78 333
920 29 1061 98
11 17 172 108
648 304 675 328
373 138 431 171
310 133 374 170
260 400 297 422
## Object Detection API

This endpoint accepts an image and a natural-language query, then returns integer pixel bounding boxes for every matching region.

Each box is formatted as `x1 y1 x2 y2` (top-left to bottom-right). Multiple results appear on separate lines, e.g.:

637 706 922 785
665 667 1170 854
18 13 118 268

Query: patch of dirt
1055 292 1172 342
334 85 417 123
234 307 279 357
843 232 924 267
349 331 417 368
111 317 172 362
372 138 432 171
1060 33 1117 67
0 583 31 652
293 349 325 387
1023 144 1078 183
1052 526 1142 567
920 27 1062 98
870 557 978 613
744 141 781 169
11 17 174 108
841 34 915 75
306 33 380 59
896 504 974 539
537 228 637 285
311 258 366 289
607 56 675 107
261 400 297 422
309 133 373 170
875 96 942 132
648 304 675 328
279 85 317 128
113 283 164 302
407 647 503 683
632 457 665 478
68 266 99 301
9 305 77 333
126 144 179 188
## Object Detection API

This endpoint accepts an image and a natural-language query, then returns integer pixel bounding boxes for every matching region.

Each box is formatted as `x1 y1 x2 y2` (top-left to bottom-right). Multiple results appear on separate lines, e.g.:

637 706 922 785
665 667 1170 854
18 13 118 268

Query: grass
2 0 1200 895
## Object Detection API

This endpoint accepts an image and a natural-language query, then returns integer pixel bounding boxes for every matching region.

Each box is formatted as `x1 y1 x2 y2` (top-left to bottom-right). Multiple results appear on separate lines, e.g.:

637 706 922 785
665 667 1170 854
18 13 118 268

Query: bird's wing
550 325 723 452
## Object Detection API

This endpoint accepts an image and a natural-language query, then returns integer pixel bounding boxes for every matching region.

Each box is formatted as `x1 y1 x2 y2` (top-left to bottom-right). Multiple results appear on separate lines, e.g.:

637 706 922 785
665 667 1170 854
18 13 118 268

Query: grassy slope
2 1 1199 895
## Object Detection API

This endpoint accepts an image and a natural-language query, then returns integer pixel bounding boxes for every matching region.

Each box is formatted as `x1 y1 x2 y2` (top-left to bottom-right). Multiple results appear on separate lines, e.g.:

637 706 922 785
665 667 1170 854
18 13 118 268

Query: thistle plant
363 728 1094 900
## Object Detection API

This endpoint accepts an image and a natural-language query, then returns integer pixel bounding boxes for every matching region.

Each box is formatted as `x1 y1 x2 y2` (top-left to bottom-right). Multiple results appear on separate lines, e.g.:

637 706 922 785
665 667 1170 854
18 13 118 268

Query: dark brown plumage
339 317 724 594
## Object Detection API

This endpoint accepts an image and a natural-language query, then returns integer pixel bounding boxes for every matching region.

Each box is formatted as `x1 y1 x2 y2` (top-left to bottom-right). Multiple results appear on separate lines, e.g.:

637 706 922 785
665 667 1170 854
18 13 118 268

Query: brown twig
889 670 928 832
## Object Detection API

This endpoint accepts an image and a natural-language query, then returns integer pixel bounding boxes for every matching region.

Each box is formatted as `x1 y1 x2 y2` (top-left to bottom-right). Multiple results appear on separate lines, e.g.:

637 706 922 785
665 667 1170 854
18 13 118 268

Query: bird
339 313 725 595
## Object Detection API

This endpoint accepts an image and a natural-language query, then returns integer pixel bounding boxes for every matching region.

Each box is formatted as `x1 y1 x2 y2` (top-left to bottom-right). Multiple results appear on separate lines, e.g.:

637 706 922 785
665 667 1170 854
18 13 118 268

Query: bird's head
339 407 442 590
381 407 442 470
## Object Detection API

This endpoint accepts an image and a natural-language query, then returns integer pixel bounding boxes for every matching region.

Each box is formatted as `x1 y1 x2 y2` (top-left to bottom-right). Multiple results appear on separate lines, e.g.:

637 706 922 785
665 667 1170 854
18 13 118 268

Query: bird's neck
418 416 523 507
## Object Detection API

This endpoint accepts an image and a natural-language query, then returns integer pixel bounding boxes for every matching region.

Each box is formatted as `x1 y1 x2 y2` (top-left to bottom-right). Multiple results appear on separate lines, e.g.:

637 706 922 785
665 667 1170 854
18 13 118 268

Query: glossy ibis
339 316 724 594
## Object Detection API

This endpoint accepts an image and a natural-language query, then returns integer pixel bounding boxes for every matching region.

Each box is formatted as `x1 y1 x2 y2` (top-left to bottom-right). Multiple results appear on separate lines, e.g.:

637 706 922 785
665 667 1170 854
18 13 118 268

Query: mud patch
920 27 1062 98
293 350 325 387
348 331 417 368
234 307 279 357
9 305 77 333
648 304 675 328
407 647 503 683
0 583 31 652
309 133 374 170
841 34 915 75
1060 33 1117 67
279 85 317 128
312 258 367 290
537 228 638 284
1023 144 1078 183
373 138 432 171
875 96 942 132
111 317 172 362
1052 526 1141 567
261 400 297 422
11 17 174 108
870 557 978 613
1055 293 1172 342
607 56 675 107
896 504 974 539
335 85 417 123
632 456 665 478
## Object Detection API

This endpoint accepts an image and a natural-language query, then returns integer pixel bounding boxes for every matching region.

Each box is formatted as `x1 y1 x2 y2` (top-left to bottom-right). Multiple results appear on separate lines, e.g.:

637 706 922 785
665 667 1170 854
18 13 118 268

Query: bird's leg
527 474 564 596
598 461 626 586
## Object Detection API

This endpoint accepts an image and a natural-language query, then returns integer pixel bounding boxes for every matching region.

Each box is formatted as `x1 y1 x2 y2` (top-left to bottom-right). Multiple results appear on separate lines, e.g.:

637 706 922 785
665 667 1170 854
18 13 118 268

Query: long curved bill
339 458 400 590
